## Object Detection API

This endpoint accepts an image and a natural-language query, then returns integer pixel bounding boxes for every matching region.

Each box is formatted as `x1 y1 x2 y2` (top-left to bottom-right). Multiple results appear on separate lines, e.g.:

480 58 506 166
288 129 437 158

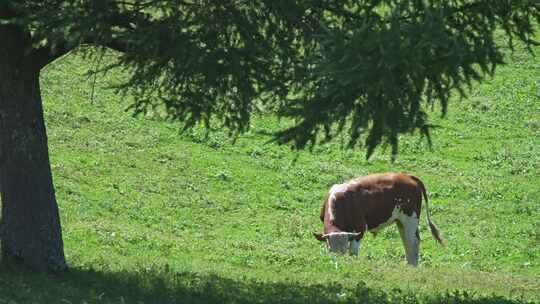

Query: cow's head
314 232 362 254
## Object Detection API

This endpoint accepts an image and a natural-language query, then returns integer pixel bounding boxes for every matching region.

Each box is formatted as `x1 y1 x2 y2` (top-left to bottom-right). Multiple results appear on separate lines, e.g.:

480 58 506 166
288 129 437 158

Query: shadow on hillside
0 266 533 304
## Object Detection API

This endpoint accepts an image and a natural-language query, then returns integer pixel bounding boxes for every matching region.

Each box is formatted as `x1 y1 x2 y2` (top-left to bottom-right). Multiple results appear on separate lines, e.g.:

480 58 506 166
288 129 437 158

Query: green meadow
0 36 539 303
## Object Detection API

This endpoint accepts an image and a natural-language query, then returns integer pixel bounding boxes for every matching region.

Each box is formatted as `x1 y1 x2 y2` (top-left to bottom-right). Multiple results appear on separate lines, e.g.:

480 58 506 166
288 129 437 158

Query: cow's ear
313 233 327 242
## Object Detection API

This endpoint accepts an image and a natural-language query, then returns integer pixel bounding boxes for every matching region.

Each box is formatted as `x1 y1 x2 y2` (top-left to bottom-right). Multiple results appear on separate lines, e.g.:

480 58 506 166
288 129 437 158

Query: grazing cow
314 173 443 266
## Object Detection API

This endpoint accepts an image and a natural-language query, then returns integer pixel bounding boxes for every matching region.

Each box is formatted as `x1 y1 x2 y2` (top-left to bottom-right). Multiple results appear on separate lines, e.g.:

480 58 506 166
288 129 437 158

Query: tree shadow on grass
0 266 536 304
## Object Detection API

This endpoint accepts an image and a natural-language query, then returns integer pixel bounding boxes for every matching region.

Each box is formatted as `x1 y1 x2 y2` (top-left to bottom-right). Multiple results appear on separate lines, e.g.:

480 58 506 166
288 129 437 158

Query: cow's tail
411 175 444 245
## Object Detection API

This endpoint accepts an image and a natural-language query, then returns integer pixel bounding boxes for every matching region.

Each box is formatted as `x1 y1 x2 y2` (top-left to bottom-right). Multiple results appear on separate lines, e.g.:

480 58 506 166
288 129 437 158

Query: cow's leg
396 216 420 266
350 239 361 256
350 223 367 256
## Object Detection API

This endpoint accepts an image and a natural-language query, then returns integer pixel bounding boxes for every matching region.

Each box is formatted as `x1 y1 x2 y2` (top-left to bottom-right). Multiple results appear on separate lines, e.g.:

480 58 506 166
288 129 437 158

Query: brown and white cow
314 173 443 266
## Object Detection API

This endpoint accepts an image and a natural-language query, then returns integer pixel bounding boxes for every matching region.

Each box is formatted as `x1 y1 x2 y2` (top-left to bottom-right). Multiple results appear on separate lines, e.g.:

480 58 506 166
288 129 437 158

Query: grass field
0 35 539 303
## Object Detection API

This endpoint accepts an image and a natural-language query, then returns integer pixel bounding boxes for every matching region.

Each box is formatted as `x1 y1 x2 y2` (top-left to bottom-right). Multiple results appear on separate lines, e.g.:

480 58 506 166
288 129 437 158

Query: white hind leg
350 239 361 256
396 213 420 266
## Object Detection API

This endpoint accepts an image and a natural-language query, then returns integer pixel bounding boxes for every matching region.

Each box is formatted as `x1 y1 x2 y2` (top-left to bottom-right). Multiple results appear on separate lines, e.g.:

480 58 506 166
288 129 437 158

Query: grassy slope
0 39 539 303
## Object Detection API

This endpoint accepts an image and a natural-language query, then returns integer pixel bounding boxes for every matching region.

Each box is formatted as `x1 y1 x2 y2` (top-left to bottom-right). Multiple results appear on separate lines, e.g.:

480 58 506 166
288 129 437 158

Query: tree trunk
0 25 67 272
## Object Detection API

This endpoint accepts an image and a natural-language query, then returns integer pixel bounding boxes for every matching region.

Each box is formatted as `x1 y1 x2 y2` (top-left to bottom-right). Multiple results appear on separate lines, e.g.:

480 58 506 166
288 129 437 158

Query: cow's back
331 173 423 232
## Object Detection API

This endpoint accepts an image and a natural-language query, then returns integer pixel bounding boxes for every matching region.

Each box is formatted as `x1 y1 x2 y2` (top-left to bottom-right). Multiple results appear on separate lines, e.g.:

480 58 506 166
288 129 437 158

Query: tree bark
0 25 67 272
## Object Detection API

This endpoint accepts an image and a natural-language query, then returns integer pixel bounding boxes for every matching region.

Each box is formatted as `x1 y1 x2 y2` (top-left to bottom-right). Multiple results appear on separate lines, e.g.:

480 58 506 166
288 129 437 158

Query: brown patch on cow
317 173 442 241
331 174 422 232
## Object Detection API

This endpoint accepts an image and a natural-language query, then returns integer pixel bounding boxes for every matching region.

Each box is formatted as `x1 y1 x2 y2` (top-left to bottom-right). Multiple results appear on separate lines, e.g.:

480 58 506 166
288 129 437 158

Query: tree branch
29 45 65 70
30 36 130 70
0 3 17 19
23 0 151 70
